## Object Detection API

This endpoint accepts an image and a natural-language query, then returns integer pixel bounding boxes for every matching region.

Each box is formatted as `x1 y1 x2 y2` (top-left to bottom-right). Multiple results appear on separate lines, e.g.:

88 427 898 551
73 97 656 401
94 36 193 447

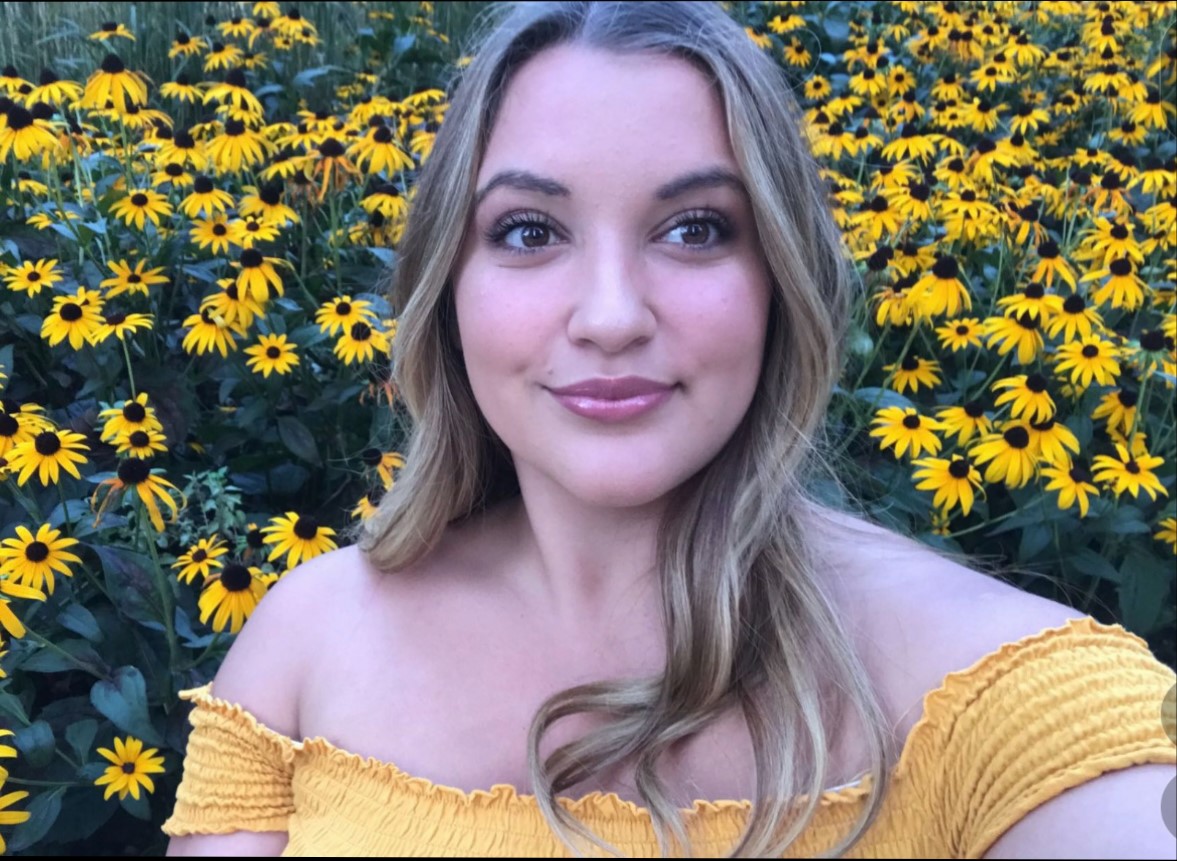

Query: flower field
0 0 1173 854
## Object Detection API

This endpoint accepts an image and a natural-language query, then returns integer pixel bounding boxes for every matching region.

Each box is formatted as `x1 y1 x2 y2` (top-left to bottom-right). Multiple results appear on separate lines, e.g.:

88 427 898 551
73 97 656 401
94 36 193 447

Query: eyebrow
473 166 748 210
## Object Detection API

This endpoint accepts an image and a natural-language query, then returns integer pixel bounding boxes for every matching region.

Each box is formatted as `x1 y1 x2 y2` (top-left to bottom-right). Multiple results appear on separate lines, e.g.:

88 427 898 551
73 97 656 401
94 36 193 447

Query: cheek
454 269 549 378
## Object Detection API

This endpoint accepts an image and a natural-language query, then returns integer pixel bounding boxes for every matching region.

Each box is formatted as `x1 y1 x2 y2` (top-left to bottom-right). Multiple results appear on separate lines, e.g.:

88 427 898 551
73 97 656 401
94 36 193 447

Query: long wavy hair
359 2 901 856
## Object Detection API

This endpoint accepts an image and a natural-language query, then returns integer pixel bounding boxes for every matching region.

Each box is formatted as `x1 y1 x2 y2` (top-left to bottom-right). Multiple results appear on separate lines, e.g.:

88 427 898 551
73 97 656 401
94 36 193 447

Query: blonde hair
359 2 899 856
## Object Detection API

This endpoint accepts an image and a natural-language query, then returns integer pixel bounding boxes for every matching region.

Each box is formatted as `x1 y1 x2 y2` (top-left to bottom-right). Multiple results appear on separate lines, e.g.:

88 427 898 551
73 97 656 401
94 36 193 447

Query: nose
565 236 657 353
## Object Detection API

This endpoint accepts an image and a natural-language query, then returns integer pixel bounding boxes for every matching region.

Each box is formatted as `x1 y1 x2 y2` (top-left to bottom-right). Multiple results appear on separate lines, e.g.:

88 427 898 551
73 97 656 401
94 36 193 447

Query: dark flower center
6 107 33 130
192 548 207 562
1069 465 1092 483
361 447 382 465
1030 417 1055 431
59 302 83 322
165 163 183 177
1117 389 1137 407
0 414 18 436
247 527 265 548
948 459 971 479
225 68 247 88
1015 312 1039 330
117 457 151 484
900 355 921 371
175 33 190 45
1023 282 1044 299
293 516 318 539
101 21 118 31
334 300 352 316
932 256 959 279
1125 460 1140 475
1026 373 1048 392
1062 294 1086 314
193 175 213 193
100 54 125 74
350 321 372 341
265 345 281 359
175 130 195 148
1108 258 1132 276
129 430 150 447
319 137 345 158
1038 240 1059 259
1081 344 1099 358
26 271 41 282
240 249 263 268
224 119 245 136
212 224 227 236
130 193 148 206
1140 329 1165 352
128 273 141 283
259 183 283 205
220 562 252 591
1003 426 1030 448
104 312 127 326
955 324 969 335
902 414 921 430
964 400 985 418
34 431 61 455
25 540 50 562
123 402 146 422
373 125 393 143
1110 224 1128 239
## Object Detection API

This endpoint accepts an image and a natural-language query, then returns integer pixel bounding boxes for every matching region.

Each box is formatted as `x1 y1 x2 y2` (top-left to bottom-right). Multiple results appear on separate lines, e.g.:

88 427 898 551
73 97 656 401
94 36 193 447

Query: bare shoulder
208 544 384 738
806 507 1092 727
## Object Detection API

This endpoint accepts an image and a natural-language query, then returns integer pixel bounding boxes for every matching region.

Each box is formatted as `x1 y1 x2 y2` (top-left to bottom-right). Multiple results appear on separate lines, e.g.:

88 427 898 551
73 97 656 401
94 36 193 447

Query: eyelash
483 208 734 257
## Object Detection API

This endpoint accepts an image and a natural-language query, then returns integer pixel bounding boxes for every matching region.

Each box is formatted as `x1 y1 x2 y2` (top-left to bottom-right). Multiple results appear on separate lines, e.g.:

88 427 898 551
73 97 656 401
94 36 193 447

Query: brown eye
680 222 710 246
520 224 549 248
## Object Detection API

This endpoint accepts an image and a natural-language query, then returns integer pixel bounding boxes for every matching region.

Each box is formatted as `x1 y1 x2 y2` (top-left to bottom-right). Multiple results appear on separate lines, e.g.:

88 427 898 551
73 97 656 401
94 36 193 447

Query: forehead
477 44 738 187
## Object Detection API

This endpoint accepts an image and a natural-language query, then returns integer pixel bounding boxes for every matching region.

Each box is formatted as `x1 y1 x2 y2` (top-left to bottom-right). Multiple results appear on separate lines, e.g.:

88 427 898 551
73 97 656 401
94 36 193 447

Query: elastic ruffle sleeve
922 617 1177 859
161 683 296 837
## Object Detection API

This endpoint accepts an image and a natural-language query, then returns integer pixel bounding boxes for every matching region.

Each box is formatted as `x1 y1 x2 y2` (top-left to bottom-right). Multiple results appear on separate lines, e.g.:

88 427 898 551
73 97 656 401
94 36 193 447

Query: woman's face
453 44 773 508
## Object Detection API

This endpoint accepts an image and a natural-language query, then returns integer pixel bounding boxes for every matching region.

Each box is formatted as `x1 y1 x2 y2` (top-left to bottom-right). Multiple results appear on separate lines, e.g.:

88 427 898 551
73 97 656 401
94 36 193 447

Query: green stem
3 777 80 788
944 504 1023 539
22 627 104 679
140 509 178 689
121 338 138 397
178 632 227 673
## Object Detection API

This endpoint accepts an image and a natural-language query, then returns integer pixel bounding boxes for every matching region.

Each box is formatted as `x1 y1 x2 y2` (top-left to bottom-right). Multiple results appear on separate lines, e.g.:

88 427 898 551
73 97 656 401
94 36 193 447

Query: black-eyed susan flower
206 119 270 174
3 258 61 297
239 182 299 226
201 279 264 330
868 406 945 459
0 779 31 849
935 317 983 352
244 333 299 378
882 354 941 394
310 136 360 202
1076 217 1145 269
315 295 377 336
0 65 29 94
94 736 165 802
912 255 971 318
936 401 993 445
150 160 194 189
996 282 1062 323
1155 517 1177 555
334 320 390 366
970 422 1038 489
41 289 103 350
1045 292 1105 342
89 21 135 41
1027 416 1081 467
179 175 234 219
938 188 1001 245
80 54 146 112
229 216 281 249
1092 443 1168 502
203 42 243 74
911 455 984 517
0 105 58 162
1091 387 1138 436
100 259 168 299
181 307 241 357
347 122 413 175
154 128 209 172
232 248 284 301
171 535 228 584
91 311 154 345
352 487 384 520
115 427 168 459
1082 257 1147 311
159 73 203 105
91 458 182 532
984 312 1044 365
98 393 162 445
168 32 208 59
1041 461 1100 518
992 373 1056 423
111 189 172 231
1029 240 1077 291
189 214 236 255
0 523 79 596
1054 336 1121 388
853 193 904 241
7 429 88 486
0 405 52 459
261 512 337 568
202 68 263 120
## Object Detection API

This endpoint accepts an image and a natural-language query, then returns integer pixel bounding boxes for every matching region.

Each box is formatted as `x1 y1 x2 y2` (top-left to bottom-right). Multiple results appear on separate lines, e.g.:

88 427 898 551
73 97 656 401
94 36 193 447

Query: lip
547 377 676 424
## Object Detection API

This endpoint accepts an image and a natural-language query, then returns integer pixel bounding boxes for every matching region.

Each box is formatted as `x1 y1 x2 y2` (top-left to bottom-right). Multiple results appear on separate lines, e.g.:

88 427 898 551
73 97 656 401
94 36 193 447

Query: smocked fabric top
162 617 1177 857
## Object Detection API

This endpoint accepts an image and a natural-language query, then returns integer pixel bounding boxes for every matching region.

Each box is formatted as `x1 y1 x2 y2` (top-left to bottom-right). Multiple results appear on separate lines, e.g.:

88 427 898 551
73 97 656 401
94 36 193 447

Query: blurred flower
1054 336 1121 387
172 535 229 584
180 175 235 218
101 259 168 298
1092 444 1168 501
0 105 59 161
912 455 984 517
89 21 135 41
882 354 941 394
1155 517 1177 555
970 422 1037 489
984 312 1044 364
91 458 182 532
1041 461 1100 517
111 189 173 230
869 406 945 459
3 258 61 297
935 317 983 352
244 333 299 378
992 373 1056 423
261 512 337 568
80 54 147 112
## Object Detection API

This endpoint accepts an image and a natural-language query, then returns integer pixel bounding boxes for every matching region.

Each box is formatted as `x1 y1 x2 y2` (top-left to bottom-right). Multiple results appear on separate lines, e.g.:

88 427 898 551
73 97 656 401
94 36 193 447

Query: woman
164 2 1176 857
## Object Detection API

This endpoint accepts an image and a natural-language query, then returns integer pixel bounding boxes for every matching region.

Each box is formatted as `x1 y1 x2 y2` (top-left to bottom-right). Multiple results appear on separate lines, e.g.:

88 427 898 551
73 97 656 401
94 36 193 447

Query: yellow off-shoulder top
162 617 1177 857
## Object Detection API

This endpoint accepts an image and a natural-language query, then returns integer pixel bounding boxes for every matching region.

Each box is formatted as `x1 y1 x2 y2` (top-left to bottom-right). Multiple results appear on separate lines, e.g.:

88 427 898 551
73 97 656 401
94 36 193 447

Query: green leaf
90 666 164 747
277 415 321 465
1018 523 1053 560
0 691 30 725
21 637 104 673
65 718 99 763
119 789 152 821
39 785 118 845
1067 547 1123 583
5 786 64 853
58 604 104 643
89 543 160 625
13 720 56 769
1118 548 1173 633
853 386 916 411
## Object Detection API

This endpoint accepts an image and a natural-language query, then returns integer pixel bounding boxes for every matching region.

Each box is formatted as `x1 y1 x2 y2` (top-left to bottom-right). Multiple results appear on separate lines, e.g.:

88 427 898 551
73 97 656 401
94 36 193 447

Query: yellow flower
261 512 337 568
89 21 135 41
1091 444 1168 502
992 373 1055 423
1040 461 1100 518
1029 239 1077 291
0 523 79 596
935 401 993 445
80 54 147 112
334 320 390 366
7 429 89 486
42 288 104 350
232 249 285 301
91 459 182 532
0 106 59 162
181 307 242 357
206 119 270 174
198 562 269 633
189 214 237 254
984 312 1044 365
99 393 162 445
969 422 1037 489
882 355 941 394
171 535 229 585
179 175 235 218
111 189 173 231
913 256 971 318
1053 336 1121 388
935 318 983 352
92 311 154 344
100 259 168 298
912 455 984 517
3 258 62 297
315 295 377 336
1155 517 1177 555
868 406 945 459
244 333 300 378
94 736 166 802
